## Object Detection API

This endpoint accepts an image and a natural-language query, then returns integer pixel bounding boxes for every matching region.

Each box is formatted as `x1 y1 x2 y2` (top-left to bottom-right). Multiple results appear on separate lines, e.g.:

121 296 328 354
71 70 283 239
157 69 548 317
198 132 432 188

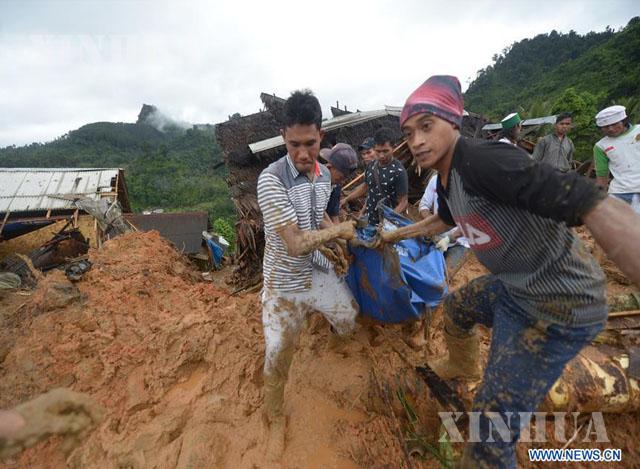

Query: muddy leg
0 388 102 461
262 290 305 461
460 293 604 468
428 275 499 379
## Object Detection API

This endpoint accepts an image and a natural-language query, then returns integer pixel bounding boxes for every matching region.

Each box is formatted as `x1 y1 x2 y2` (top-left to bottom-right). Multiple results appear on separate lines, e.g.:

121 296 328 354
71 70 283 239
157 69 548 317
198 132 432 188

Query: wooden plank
473 115 485 138
94 218 101 249
45 208 52 219
126 218 139 232
342 173 363 191
0 213 72 223
609 310 640 318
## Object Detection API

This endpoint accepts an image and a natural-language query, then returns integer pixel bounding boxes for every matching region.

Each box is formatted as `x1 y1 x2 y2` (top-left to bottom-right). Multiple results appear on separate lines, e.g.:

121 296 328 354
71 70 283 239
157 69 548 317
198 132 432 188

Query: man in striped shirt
384 75 640 468
256 90 359 461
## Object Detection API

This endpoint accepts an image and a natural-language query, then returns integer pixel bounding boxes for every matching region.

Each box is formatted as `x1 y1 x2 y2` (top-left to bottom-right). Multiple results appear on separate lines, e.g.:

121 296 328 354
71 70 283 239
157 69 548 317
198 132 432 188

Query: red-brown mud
0 229 637 468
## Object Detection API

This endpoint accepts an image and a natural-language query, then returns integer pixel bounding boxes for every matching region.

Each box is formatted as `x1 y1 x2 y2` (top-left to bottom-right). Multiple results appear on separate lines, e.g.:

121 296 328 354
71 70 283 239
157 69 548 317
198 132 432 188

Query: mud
0 229 637 468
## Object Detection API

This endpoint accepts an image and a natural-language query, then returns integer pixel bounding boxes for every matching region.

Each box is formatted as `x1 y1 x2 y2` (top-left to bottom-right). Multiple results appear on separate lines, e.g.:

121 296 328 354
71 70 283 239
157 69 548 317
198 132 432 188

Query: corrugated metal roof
482 115 558 131
0 168 122 214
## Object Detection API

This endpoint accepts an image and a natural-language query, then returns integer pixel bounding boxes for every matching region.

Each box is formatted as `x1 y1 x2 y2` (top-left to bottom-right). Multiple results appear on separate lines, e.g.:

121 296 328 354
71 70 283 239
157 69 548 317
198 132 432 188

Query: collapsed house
0 168 226 287
216 93 487 285
0 168 133 285
0 168 131 244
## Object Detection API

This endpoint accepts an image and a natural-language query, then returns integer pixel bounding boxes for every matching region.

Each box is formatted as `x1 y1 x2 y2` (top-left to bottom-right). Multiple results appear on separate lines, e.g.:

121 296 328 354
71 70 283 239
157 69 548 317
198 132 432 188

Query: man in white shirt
593 105 640 213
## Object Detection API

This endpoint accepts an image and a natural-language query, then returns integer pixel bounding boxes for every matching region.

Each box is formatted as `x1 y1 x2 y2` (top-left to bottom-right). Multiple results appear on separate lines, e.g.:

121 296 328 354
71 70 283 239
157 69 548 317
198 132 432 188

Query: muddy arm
394 194 408 214
340 182 367 207
320 211 334 229
278 220 355 257
0 388 102 460
584 196 640 287
381 213 452 244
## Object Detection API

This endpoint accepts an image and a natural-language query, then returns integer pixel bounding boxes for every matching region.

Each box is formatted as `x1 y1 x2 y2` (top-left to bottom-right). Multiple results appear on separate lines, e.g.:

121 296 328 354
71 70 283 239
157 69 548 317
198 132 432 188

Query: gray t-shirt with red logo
436 137 607 327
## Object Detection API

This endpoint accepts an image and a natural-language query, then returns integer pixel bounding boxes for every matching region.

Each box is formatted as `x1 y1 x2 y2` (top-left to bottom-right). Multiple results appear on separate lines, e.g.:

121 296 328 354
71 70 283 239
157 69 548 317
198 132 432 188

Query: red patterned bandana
400 75 464 127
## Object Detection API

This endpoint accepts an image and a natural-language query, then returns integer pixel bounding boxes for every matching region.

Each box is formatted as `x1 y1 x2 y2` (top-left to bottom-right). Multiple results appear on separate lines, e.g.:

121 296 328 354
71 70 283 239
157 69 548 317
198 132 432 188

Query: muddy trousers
261 267 358 421
444 275 604 469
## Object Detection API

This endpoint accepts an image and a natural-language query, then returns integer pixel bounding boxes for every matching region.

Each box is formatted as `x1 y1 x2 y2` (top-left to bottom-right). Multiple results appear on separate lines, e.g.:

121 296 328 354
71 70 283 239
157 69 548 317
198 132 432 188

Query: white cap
596 105 626 127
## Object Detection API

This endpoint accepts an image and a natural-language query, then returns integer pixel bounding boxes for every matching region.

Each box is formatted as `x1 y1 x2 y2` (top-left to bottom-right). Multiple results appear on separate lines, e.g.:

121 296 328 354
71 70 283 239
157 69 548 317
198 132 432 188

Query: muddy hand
1 388 103 460
336 221 356 240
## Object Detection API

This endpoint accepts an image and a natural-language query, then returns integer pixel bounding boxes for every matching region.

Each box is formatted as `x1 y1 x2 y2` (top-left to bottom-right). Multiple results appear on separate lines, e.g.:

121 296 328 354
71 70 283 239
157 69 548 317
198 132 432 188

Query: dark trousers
445 275 604 468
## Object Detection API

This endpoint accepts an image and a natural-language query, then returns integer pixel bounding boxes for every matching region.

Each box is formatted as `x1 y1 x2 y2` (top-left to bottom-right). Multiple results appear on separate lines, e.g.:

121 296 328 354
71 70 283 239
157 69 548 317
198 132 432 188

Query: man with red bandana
382 75 640 468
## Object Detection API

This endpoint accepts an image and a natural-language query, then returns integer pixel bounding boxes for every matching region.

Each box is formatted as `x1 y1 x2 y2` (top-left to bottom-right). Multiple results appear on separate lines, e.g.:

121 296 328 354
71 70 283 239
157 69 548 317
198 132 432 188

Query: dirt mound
0 229 638 468
0 231 265 467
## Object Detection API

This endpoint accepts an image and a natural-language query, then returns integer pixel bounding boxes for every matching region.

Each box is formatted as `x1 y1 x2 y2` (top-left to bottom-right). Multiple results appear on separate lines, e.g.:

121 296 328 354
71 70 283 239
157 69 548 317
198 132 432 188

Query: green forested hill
0 108 234 222
464 17 640 160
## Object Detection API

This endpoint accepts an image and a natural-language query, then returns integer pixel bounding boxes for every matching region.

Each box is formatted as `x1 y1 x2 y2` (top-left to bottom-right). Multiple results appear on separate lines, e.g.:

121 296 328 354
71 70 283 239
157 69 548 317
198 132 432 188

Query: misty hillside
0 105 234 220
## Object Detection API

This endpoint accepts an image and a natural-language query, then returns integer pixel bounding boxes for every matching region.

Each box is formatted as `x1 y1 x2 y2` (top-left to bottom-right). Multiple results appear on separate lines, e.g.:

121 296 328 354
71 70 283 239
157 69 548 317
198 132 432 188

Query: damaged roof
0 168 130 214
248 107 398 154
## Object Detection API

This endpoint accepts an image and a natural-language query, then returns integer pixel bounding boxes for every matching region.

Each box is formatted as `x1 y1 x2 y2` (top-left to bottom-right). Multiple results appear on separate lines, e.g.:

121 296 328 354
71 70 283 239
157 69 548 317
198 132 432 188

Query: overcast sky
0 0 636 147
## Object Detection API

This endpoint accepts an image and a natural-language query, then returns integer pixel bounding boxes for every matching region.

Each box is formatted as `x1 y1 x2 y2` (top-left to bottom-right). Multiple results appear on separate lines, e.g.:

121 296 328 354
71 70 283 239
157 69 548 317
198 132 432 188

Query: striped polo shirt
437 138 608 327
257 154 332 292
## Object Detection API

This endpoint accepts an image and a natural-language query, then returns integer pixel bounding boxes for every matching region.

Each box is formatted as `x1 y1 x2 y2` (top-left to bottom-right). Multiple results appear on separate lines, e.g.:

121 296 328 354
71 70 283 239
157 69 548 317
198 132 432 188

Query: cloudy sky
0 0 636 147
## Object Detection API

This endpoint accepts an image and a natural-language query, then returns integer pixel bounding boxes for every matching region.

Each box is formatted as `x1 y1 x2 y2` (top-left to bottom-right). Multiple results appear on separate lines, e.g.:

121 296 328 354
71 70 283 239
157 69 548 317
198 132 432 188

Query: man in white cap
594 105 640 212
498 112 522 146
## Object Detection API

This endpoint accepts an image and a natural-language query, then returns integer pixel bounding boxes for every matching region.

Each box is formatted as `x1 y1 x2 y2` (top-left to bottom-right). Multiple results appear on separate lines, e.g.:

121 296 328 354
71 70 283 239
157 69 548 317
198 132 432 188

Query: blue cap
358 137 374 150
325 143 359 176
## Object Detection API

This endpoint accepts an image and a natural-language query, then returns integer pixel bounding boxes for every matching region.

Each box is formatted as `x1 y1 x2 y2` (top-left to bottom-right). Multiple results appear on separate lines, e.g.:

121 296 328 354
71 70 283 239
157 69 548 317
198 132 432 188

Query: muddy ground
0 229 638 468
